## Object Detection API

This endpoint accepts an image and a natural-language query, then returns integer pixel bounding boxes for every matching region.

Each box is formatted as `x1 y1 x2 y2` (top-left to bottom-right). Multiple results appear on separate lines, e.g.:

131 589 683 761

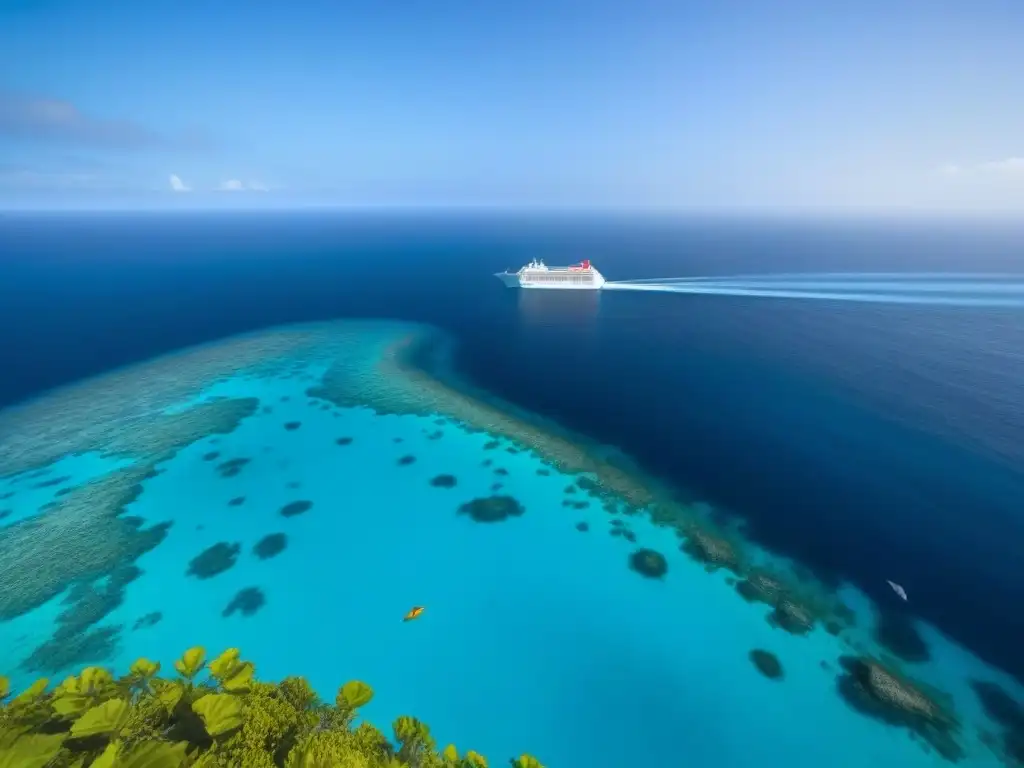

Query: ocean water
1 211 1023 767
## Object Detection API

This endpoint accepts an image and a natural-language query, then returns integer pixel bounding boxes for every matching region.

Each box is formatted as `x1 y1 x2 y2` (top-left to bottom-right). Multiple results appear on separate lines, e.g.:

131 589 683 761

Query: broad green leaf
192 693 243 737
174 647 206 678
70 698 130 738
156 681 184 713
10 678 48 705
79 667 112 693
208 648 242 680
129 658 160 678
115 740 189 768
51 693 91 718
90 741 120 768
221 662 254 692
0 733 66 768
340 680 373 709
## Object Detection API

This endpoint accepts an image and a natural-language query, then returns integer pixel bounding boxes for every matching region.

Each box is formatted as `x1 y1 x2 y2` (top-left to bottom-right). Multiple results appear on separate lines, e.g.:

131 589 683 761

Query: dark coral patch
132 611 163 631
628 548 667 579
32 475 71 489
972 680 1024 731
280 500 312 518
611 527 637 543
576 522 589 532
223 587 266 618
458 495 525 523
216 457 250 478
253 533 288 560
836 655 962 761
286 481 301 489
187 542 241 579
202 451 221 461
430 474 457 488
20 563 143 674
0 491 13 500
21 625 121 675
0 509 10 520
564 485 577 494
228 496 245 507
427 430 444 440
749 649 784 680
490 482 503 492
971 680 1024 763
481 459 493 467
336 436 353 446
483 440 501 450
874 607 931 663
494 468 509 476
393 437 403 443
284 421 302 431
398 455 417 466
536 468 550 476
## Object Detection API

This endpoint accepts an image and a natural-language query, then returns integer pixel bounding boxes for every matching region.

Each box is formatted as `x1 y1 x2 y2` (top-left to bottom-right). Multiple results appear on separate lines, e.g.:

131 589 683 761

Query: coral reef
228 496 246 507
749 649 783 680
187 543 241 579
609 525 637 543
216 457 251 478
335 436 353 446
253 533 288 560
0 464 171 623
628 548 667 579
971 680 1024 766
223 587 266 618
836 655 962 761
132 612 162 631
284 421 301 431
678 523 741 573
430 474 457 488
0 647 546 767
575 522 589 532
398 455 417 466
458 496 525 524
874 606 931 663
280 500 313 518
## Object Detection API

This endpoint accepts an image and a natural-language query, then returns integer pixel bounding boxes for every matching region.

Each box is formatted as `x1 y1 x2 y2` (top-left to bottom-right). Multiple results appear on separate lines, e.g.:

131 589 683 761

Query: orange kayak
403 606 425 622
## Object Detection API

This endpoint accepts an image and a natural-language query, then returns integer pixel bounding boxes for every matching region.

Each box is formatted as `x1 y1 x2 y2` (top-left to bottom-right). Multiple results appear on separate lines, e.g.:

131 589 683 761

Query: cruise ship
495 259 606 290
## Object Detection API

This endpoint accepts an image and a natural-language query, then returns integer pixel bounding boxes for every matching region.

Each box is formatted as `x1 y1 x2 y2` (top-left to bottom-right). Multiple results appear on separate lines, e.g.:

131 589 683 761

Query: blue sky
1 0 1022 210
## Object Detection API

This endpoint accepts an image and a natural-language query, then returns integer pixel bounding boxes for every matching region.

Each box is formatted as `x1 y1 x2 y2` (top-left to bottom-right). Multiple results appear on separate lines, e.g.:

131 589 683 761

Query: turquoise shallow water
1 321 1022 767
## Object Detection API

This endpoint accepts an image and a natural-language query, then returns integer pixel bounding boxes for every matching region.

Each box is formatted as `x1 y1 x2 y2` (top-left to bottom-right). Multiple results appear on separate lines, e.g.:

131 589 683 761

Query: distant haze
1 0 1022 212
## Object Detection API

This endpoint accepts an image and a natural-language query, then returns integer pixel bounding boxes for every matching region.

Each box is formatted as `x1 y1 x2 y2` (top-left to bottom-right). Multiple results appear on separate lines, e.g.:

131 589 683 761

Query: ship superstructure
495 259 605 290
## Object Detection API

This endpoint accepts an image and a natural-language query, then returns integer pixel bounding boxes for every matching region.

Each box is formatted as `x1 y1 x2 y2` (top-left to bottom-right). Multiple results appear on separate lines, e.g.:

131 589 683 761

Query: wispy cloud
0 91 211 150
935 157 1024 179
216 179 270 192
169 174 191 192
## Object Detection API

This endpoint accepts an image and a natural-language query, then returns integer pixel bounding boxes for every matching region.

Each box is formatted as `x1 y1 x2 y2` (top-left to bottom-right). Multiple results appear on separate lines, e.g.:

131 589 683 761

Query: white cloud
981 157 1024 175
935 157 1024 179
215 179 271 192
169 174 191 192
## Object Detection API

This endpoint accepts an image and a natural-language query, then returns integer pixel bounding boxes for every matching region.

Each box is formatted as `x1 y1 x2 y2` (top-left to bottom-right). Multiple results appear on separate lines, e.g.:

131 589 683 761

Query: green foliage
0 647 543 768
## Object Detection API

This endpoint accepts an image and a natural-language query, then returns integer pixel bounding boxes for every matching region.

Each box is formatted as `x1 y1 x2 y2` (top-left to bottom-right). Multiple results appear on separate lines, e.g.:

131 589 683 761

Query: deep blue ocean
1 210 1023 766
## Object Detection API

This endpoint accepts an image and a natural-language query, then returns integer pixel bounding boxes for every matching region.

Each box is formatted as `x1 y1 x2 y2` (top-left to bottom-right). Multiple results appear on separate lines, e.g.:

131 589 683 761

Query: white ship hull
495 259 605 290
